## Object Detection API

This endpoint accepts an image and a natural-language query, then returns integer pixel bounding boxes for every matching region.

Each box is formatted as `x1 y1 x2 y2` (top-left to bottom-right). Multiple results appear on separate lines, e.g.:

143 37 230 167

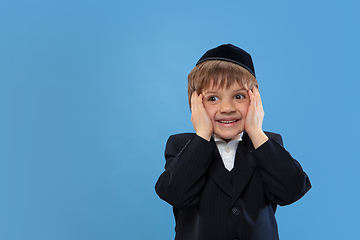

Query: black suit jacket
155 132 311 240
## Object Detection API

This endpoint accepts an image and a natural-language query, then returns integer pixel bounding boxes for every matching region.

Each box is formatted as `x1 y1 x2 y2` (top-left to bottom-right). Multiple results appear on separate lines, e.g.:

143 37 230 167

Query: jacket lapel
231 132 258 205
206 133 259 202
207 137 233 198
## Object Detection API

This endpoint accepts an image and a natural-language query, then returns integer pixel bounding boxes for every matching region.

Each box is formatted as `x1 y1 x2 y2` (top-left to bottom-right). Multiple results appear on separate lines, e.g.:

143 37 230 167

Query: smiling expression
202 82 250 142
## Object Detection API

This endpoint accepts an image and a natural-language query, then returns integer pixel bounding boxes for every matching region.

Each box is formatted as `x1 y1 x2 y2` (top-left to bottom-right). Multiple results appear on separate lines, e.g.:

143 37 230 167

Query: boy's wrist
196 131 212 141
247 129 268 149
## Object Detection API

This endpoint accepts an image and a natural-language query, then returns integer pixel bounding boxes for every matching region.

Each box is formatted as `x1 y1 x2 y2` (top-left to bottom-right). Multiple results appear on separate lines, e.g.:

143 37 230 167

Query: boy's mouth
218 119 238 124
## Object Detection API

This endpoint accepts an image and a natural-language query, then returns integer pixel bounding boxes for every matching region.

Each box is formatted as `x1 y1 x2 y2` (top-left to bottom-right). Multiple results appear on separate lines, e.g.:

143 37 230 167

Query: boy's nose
220 101 235 113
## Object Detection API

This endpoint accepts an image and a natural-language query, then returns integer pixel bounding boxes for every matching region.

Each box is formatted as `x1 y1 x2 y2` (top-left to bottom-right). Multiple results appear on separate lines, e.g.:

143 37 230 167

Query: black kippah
196 44 256 78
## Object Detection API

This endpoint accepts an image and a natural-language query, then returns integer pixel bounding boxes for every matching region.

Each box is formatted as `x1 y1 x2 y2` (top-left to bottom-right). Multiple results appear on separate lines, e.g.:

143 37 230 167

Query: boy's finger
254 87 261 99
191 91 198 111
252 87 262 107
248 89 256 106
191 91 204 111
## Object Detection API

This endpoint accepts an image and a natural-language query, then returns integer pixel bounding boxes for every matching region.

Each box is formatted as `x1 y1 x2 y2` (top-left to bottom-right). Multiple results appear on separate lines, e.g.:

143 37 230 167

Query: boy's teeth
219 120 236 123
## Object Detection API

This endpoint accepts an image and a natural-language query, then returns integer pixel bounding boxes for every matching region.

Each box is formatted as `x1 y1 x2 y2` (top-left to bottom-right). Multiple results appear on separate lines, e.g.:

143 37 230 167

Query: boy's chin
215 133 242 142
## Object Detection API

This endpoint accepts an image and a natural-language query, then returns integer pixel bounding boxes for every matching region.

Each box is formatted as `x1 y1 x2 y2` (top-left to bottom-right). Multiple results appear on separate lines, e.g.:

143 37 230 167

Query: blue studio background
1 0 359 239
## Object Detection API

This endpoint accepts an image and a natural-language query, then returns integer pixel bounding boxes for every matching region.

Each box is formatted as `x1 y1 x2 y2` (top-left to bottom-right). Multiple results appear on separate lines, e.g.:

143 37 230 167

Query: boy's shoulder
170 132 196 138
264 131 281 139
166 131 284 154
167 133 196 142
263 131 283 146
168 131 282 143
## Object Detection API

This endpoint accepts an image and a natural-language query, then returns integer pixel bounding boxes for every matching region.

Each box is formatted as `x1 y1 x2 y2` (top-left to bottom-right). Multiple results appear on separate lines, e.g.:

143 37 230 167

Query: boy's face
202 81 250 142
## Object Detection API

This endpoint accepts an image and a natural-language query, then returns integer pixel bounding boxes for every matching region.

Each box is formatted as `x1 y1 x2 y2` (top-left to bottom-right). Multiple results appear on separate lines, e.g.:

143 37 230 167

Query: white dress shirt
213 132 243 171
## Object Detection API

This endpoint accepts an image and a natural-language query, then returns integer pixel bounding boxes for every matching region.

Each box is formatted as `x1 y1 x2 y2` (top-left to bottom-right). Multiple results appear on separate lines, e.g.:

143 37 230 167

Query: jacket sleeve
155 134 216 211
252 134 311 206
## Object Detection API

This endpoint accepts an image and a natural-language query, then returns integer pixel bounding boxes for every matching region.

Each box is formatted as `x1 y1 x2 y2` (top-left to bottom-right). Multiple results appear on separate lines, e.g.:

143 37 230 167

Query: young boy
155 44 311 240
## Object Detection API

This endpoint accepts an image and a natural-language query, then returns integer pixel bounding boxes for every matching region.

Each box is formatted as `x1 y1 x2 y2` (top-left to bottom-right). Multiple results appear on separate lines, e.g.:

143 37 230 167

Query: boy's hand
190 91 213 141
245 87 269 149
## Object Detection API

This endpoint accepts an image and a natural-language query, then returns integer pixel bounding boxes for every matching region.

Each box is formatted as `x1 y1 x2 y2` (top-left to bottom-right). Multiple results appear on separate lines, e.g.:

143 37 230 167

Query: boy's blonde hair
187 60 258 107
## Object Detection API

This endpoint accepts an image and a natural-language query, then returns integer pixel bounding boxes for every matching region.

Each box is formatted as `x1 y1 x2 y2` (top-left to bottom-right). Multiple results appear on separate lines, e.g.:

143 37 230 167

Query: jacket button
231 207 240 216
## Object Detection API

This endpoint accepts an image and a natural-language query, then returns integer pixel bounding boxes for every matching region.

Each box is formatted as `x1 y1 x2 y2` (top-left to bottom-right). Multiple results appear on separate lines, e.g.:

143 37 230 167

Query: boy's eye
234 94 245 100
208 96 219 101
